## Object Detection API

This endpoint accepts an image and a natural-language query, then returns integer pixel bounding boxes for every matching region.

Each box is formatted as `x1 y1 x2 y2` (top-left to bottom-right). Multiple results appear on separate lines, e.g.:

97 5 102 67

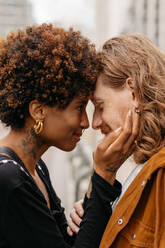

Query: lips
74 131 82 137
73 132 82 142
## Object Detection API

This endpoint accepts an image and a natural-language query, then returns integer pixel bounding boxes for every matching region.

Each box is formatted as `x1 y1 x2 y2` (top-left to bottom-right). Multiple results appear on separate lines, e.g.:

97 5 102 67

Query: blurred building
0 0 33 140
0 0 34 37
0 0 34 136
124 0 165 51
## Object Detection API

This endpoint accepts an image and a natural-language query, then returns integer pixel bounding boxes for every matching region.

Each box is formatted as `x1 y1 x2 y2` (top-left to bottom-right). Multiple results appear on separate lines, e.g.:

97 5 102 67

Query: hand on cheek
93 109 140 185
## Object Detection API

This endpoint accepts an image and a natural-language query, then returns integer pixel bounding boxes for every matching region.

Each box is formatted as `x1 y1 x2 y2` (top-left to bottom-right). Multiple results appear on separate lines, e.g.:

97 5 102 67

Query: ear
29 100 46 122
125 77 139 108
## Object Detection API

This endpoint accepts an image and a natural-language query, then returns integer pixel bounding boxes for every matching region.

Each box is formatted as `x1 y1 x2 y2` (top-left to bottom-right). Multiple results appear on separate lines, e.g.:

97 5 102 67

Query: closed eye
95 103 103 113
77 105 84 112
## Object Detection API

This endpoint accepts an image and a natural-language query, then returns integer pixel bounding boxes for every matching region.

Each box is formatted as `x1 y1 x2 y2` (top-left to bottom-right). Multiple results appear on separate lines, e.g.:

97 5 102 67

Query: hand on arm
67 199 84 236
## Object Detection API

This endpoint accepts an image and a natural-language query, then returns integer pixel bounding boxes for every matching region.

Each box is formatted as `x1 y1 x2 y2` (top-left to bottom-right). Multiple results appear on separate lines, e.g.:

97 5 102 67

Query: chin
58 143 77 152
64 147 75 152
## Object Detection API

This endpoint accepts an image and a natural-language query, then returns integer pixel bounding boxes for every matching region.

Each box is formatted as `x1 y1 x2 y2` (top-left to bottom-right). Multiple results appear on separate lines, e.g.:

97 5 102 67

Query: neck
0 128 49 175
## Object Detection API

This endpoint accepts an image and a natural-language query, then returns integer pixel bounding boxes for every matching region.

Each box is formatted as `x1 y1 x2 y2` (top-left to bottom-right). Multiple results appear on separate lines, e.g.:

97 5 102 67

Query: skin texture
38 97 89 151
92 73 139 133
19 128 42 160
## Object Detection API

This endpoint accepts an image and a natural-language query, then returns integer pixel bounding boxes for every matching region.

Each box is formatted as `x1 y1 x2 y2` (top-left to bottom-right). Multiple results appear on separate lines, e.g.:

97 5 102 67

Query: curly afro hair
0 23 100 129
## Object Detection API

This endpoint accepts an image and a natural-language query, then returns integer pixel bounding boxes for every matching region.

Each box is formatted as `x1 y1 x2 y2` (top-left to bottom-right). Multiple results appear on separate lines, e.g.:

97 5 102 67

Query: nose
80 110 89 130
92 110 102 130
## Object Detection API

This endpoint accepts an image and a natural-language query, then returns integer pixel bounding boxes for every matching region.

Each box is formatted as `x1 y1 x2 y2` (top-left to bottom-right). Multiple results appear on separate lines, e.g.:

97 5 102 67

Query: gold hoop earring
33 120 43 135
135 108 140 114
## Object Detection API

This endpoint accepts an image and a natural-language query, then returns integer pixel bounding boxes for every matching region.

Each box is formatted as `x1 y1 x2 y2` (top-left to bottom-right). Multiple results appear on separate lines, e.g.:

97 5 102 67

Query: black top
0 147 121 248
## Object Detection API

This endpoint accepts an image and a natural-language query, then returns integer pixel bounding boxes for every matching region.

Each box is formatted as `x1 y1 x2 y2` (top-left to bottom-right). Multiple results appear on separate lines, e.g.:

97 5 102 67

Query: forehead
70 95 89 105
93 74 111 101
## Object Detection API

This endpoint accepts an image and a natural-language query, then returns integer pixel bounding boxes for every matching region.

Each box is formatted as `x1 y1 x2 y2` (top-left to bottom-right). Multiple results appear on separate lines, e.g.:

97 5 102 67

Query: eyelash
95 104 103 112
77 105 84 112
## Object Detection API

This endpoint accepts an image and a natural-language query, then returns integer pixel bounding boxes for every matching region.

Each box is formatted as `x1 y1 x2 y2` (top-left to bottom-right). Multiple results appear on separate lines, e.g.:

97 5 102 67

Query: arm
73 172 121 248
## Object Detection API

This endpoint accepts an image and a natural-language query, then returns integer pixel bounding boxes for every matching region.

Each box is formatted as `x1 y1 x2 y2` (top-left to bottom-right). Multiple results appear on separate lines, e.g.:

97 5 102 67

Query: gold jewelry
135 108 140 114
33 120 43 135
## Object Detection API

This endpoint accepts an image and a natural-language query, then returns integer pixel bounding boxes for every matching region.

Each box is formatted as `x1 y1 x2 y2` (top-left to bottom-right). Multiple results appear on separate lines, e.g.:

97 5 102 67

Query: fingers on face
121 109 140 153
132 108 140 138
107 110 139 155
97 128 122 152
95 109 140 162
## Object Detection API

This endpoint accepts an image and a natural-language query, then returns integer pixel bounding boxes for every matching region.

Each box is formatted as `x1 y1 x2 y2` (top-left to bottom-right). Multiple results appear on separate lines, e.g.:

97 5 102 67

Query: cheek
102 105 129 130
118 108 127 127
102 107 118 128
118 103 133 127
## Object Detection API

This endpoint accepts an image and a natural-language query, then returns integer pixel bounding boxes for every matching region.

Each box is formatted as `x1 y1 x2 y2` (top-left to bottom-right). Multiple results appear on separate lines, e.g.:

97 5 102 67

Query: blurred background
0 0 165 215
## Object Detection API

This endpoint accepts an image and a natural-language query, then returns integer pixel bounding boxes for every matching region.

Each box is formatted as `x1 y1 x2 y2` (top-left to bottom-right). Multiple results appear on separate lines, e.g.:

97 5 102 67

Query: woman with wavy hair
97 33 165 248
69 33 165 247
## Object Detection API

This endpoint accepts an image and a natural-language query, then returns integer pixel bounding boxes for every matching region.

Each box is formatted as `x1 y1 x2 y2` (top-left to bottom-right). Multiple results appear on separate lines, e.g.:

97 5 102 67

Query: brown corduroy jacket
100 147 165 248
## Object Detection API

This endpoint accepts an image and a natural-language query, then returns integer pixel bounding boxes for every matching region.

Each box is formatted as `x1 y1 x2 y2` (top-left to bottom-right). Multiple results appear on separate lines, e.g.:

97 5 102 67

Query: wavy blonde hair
99 33 165 164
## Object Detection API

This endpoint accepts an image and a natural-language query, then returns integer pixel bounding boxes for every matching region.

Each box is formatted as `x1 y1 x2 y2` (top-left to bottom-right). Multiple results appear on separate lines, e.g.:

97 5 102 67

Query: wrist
94 168 116 185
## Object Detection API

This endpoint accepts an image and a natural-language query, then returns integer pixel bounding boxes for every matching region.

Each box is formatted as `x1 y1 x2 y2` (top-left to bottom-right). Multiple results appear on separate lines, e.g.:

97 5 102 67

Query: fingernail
115 127 121 133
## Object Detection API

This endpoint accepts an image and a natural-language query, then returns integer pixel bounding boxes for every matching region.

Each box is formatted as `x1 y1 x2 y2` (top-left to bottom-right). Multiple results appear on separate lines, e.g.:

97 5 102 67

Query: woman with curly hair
69 33 165 247
0 24 138 247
